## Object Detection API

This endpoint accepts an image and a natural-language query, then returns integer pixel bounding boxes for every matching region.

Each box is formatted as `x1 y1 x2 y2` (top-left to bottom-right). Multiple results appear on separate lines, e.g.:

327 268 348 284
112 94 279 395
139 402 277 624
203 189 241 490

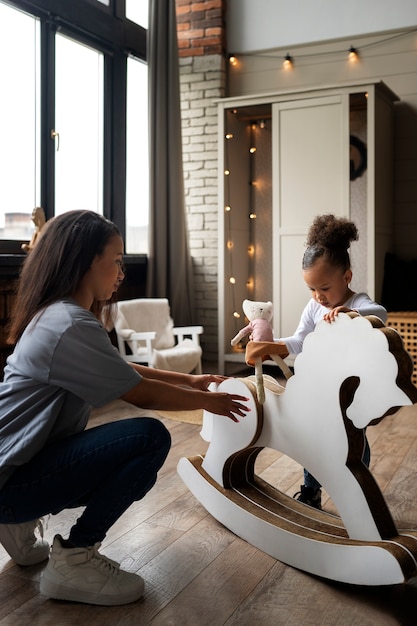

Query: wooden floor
2 368 417 625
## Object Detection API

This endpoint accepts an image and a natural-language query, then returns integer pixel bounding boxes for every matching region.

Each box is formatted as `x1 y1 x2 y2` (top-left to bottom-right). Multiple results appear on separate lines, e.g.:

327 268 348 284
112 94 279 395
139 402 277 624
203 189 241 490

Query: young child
277 214 387 509
0 210 250 606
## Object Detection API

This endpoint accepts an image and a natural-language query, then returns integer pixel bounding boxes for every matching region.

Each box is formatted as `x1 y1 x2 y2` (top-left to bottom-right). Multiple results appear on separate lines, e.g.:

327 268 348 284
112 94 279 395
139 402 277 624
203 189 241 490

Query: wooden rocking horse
178 313 417 585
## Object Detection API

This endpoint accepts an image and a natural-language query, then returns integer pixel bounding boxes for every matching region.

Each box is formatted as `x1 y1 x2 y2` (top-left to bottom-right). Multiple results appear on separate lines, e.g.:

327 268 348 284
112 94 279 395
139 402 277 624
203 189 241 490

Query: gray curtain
146 0 195 326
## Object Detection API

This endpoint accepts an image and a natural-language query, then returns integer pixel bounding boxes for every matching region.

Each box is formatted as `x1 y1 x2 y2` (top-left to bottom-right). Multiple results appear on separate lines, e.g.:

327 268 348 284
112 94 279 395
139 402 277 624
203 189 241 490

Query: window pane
126 57 148 254
0 2 40 240
126 0 148 27
54 34 103 216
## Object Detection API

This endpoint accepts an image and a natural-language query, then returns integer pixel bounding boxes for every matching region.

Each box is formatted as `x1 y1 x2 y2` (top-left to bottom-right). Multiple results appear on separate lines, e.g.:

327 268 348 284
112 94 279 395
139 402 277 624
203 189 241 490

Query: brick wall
176 0 226 362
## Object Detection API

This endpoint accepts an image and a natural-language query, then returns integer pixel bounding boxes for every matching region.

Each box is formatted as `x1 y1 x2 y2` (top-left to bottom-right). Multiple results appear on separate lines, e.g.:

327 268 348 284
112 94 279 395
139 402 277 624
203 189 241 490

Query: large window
54 34 104 216
0 3 40 242
0 0 148 254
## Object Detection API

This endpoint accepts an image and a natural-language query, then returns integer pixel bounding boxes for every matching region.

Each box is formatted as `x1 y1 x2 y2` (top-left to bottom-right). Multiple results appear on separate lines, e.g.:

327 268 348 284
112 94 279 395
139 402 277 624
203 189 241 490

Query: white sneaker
40 535 144 606
0 519 50 566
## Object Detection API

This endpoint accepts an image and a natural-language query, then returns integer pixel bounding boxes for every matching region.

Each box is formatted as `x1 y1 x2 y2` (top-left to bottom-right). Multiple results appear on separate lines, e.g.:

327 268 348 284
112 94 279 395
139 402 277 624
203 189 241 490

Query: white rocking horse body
178 313 417 585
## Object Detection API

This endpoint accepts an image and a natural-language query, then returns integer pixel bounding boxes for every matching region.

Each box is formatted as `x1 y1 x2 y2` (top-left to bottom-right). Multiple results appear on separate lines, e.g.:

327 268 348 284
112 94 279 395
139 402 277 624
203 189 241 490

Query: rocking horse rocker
178 312 417 586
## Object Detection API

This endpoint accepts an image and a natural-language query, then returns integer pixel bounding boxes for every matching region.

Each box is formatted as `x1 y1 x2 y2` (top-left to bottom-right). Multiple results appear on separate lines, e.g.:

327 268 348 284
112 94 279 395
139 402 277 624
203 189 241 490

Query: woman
0 210 249 606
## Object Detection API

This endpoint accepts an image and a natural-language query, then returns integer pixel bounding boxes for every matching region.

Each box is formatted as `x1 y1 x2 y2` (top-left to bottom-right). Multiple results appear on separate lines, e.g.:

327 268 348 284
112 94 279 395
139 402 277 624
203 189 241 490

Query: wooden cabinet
217 81 399 373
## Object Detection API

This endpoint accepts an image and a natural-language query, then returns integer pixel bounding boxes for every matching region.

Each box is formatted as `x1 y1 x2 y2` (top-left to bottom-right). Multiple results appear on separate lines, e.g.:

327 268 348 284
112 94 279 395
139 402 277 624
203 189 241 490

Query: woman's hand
203 392 250 422
188 373 228 391
121 378 250 422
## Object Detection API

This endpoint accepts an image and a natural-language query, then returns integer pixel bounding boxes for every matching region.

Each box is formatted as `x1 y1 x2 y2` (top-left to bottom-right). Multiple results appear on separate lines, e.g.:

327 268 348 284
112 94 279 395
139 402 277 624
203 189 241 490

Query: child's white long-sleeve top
277 292 387 356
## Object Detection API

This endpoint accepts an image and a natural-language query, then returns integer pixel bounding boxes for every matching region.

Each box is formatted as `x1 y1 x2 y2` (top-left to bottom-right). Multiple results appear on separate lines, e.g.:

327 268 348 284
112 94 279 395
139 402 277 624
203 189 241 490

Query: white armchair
114 298 203 374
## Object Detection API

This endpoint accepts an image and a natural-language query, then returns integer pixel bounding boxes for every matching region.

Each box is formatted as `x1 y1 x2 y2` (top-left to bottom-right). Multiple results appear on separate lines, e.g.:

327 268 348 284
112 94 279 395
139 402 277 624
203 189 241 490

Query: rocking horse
178 313 417 585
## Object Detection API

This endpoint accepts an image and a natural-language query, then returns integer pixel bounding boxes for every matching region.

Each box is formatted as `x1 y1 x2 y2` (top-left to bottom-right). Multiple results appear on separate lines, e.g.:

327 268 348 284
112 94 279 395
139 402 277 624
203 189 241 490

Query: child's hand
323 306 352 322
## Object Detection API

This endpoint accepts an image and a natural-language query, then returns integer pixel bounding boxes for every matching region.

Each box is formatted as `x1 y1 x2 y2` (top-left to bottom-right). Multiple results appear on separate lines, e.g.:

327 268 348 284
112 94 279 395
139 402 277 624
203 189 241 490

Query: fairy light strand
224 127 240 336
224 115 268 345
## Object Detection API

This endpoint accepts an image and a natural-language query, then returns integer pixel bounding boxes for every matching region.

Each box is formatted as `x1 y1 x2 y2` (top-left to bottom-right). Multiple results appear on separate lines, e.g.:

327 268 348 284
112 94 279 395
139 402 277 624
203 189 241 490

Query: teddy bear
231 299 275 345
231 299 291 404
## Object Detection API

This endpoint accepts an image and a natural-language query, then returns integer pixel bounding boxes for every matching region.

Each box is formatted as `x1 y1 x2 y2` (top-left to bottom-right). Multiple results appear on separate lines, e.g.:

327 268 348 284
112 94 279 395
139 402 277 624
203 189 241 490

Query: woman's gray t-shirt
0 299 141 488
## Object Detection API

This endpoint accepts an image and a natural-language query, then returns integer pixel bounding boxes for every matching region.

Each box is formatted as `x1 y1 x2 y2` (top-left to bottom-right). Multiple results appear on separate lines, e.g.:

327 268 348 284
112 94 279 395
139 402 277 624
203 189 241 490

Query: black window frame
0 0 147 254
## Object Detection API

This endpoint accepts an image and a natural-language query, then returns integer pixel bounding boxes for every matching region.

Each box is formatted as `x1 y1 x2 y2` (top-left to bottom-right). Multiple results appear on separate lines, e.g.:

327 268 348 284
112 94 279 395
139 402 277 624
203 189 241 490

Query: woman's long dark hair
8 210 121 344
302 214 358 272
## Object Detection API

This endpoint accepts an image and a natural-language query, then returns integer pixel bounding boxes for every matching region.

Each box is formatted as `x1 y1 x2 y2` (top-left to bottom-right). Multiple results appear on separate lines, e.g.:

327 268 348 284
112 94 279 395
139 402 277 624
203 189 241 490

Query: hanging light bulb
225 133 234 139
249 147 257 153
225 205 231 211
283 54 293 70
348 46 359 63
228 54 238 66
224 169 230 176
229 277 236 284
249 213 257 219
233 311 241 319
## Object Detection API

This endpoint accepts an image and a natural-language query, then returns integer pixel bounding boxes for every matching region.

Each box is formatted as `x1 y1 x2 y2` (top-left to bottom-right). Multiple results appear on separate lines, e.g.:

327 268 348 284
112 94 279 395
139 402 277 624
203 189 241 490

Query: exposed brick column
176 0 226 362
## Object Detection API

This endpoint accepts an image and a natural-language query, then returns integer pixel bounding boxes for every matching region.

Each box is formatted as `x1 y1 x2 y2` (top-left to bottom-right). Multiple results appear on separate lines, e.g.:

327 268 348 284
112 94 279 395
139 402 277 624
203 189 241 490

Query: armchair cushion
152 339 202 373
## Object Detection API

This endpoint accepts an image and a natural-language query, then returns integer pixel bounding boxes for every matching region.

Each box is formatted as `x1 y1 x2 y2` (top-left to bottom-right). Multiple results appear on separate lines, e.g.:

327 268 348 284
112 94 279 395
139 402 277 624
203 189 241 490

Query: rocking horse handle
271 355 293 380
245 341 293 380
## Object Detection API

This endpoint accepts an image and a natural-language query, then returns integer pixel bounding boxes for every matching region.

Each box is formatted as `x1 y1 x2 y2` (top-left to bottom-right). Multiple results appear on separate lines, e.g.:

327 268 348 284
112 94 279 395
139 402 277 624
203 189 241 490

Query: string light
348 46 359 63
224 114 268 345
224 118 239 339
247 121 257 302
227 28 417 72
283 53 293 70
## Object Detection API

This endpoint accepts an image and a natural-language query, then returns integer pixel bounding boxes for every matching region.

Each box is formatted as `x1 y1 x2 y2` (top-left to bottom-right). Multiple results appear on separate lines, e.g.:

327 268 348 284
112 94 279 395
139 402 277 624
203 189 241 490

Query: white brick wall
179 54 226 362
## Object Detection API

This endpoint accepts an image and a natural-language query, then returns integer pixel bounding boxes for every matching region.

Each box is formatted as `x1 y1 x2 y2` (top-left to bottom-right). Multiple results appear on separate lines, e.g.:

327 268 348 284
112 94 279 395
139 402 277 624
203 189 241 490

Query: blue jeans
304 435 371 491
0 417 171 546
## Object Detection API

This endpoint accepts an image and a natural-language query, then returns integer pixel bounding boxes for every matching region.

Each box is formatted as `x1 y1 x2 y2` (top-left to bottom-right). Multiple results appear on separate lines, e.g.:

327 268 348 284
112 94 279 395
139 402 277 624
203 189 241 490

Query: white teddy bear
231 300 291 404
231 299 274 346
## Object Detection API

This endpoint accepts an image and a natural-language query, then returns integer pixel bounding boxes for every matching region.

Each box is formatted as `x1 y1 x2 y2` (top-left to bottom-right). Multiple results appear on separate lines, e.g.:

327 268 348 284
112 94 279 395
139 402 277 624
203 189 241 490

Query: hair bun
306 214 358 250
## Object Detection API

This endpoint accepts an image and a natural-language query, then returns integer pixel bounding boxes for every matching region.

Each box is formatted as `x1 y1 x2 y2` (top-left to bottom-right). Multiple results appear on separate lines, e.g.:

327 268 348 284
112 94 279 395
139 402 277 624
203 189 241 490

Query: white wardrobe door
272 95 350 339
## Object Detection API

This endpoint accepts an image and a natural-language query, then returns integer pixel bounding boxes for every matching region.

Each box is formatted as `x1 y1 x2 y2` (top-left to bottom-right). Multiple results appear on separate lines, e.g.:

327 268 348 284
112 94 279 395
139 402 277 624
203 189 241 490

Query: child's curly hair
302 214 358 272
